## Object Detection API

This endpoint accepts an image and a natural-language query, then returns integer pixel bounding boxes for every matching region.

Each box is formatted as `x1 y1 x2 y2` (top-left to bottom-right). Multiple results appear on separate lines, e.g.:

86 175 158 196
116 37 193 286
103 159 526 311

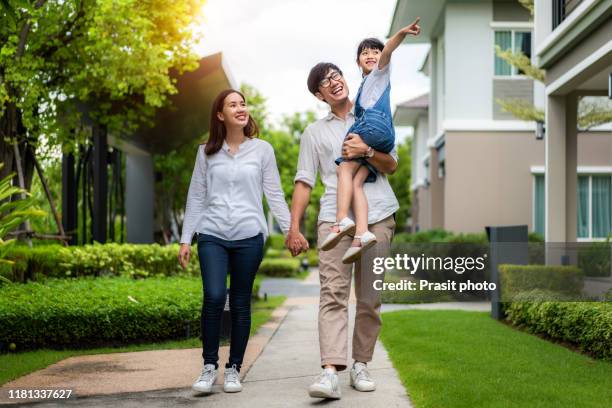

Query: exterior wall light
536 120 545 140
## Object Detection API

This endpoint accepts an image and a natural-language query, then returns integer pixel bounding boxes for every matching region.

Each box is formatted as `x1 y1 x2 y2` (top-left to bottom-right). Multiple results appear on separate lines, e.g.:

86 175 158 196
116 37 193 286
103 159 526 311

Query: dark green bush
267 234 286 251
394 229 543 244
258 258 301 277
499 264 584 301
265 248 292 259
393 229 453 243
3 243 200 282
505 293 612 360
305 249 319 267
0 275 262 352
578 239 612 277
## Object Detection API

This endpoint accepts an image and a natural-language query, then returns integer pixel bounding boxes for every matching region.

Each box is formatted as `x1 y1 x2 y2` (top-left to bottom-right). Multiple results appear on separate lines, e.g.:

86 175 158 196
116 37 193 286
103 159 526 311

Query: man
285 62 398 400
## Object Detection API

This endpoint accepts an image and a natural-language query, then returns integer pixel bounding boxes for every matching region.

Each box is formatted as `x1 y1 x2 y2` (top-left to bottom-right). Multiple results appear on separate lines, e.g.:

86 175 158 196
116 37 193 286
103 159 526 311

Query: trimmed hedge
499 264 584 301
258 258 301 277
0 276 261 352
578 240 612 277
393 230 544 244
505 291 612 360
2 243 200 282
305 249 319 267
267 234 286 251
264 247 319 267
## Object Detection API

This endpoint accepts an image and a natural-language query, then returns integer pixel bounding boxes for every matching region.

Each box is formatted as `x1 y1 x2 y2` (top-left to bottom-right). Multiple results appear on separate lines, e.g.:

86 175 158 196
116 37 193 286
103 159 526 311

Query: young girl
178 89 291 394
320 18 420 264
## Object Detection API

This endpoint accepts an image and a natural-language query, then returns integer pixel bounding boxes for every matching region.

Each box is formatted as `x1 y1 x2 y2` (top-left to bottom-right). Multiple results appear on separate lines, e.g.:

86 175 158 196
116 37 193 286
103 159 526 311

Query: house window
534 174 612 239
579 175 612 239
494 30 532 76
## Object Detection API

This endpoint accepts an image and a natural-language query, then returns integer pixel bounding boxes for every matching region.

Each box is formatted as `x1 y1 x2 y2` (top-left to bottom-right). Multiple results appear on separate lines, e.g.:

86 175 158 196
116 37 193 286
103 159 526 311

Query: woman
178 89 292 394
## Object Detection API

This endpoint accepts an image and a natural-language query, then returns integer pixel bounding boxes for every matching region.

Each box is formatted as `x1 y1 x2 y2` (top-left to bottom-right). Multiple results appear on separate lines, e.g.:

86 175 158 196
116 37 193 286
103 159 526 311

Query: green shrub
578 239 612 277
258 258 301 277
393 229 453 243
265 248 292 259
528 232 544 242
0 275 261 352
499 264 584 301
305 249 319 267
381 274 453 304
505 295 612 360
3 243 200 282
267 234 286 251
393 229 543 244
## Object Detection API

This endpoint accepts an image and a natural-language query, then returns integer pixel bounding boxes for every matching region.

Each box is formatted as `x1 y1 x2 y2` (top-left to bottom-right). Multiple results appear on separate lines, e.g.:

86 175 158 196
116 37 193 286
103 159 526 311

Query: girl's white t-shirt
358 62 391 109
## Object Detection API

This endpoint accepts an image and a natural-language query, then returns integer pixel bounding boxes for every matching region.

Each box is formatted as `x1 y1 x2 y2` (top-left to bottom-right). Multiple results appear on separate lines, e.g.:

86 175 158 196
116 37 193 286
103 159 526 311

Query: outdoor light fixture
536 120 545 140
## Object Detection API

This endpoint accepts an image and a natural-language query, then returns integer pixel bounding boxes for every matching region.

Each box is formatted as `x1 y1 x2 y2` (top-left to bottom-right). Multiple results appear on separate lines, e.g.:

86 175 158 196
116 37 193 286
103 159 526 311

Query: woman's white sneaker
308 367 341 399
350 362 376 391
223 364 243 393
192 364 217 393
342 231 377 264
321 217 356 251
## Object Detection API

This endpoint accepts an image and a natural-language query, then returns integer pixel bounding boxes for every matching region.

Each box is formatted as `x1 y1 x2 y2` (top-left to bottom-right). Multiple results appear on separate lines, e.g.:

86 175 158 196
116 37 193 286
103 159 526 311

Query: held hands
285 228 309 257
178 244 191 270
400 17 421 36
342 133 369 159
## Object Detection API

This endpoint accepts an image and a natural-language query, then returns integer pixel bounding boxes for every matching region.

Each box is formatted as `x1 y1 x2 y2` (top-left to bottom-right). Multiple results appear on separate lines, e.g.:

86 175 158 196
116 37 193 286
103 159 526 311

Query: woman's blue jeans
197 232 264 370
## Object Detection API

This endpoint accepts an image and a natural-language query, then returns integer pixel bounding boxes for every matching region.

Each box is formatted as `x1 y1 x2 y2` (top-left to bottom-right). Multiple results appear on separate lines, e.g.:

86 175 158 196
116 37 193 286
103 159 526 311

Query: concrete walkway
0 269 488 407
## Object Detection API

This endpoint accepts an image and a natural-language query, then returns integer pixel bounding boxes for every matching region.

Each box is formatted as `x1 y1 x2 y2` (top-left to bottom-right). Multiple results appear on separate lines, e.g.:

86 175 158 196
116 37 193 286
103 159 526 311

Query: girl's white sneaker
320 217 356 251
342 231 377 264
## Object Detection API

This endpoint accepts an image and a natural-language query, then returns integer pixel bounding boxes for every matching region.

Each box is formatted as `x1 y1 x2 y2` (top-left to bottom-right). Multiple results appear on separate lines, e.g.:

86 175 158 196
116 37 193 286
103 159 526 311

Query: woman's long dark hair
204 89 259 155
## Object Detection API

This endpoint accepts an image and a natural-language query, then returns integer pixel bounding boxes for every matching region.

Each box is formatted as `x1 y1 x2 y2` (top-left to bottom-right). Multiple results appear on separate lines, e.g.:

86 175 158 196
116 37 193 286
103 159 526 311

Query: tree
494 0 611 129
0 0 206 219
388 137 411 232
239 83 322 242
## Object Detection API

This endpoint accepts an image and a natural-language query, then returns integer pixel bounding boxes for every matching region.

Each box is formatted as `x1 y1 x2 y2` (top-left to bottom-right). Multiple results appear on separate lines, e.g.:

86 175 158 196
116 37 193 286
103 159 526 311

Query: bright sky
194 0 430 140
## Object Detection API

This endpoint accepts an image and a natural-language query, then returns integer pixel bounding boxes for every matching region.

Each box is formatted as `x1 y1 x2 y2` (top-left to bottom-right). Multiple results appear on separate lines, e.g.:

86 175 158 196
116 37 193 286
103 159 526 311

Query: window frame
493 28 533 79
533 173 612 242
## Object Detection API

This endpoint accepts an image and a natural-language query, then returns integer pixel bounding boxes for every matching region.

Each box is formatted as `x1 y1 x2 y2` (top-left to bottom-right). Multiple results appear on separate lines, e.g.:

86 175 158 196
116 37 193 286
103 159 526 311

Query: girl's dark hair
307 62 343 96
204 89 259 155
356 38 384 62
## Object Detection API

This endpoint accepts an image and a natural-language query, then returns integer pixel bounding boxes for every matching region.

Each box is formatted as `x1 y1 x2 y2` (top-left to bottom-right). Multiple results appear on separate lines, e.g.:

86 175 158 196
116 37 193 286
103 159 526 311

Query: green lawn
0 296 285 386
380 310 612 408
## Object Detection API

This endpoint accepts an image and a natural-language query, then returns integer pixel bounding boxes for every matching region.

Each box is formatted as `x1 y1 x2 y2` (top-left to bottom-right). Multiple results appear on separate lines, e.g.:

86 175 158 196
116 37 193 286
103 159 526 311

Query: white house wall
444 2 494 121
416 114 430 185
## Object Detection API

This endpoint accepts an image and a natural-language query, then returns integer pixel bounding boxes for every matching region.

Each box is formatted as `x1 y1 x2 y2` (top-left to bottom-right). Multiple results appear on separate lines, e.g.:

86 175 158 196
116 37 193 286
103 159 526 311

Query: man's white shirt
294 110 399 225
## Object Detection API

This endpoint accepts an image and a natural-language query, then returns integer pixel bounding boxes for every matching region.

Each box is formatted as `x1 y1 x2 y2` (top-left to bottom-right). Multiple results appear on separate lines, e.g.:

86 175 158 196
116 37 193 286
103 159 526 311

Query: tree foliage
0 0 206 179
0 163 45 270
494 1 611 129
389 136 412 232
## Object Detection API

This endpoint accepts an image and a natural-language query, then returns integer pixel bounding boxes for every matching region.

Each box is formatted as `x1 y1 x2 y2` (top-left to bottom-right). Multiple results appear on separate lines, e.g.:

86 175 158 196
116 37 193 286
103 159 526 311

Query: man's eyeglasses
319 71 342 88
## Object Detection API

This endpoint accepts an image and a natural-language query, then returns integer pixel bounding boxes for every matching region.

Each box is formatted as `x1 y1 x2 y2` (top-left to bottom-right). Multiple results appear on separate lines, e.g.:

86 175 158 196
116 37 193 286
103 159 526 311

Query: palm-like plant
0 163 46 276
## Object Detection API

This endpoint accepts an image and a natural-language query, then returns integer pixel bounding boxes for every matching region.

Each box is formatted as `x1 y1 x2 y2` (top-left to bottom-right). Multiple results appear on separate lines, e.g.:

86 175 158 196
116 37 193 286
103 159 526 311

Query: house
61 53 236 244
534 0 612 243
391 0 612 241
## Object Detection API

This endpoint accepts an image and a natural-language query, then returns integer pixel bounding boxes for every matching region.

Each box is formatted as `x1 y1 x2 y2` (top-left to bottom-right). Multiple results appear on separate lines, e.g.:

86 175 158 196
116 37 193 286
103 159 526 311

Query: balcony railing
553 0 584 28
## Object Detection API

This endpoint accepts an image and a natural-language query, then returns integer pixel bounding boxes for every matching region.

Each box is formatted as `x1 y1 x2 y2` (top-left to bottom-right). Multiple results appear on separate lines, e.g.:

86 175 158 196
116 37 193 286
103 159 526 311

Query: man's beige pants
316 215 395 371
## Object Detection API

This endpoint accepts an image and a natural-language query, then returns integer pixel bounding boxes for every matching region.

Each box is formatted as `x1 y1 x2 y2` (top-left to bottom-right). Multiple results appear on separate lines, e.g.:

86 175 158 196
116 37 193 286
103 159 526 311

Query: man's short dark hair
356 38 384 62
307 62 343 96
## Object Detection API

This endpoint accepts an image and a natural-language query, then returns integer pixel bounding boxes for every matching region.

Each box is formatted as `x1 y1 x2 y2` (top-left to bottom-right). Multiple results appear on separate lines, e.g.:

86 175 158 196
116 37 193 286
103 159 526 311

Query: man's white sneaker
223 364 243 393
308 367 341 399
321 217 356 251
192 364 217 393
350 362 376 391
342 231 377 264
